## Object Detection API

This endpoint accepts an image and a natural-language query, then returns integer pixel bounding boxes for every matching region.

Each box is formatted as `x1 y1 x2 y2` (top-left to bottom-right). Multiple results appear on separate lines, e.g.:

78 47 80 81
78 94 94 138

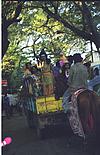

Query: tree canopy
2 1 100 57
2 1 100 89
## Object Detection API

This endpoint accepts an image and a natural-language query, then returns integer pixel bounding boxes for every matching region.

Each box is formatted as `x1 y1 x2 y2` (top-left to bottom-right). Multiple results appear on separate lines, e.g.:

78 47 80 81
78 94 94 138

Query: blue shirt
4 96 10 106
88 75 100 90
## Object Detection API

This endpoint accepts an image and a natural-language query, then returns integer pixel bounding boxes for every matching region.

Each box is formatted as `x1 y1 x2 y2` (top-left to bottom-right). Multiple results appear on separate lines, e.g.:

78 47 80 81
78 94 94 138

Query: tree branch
73 1 86 31
73 1 83 12
82 1 99 36
7 1 25 26
20 36 41 53
82 1 100 52
41 4 93 42
49 1 59 14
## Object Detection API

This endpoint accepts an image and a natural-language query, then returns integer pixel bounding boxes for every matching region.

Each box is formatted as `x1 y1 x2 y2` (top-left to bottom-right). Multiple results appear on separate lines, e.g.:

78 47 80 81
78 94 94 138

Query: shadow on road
2 114 100 155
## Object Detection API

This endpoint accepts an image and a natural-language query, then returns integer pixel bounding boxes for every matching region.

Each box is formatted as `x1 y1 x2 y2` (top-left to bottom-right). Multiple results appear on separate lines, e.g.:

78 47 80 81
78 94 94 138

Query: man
88 67 100 95
21 62 38 128
52 60 61 78
62 53 89 112
54 63 69 100
3 93 11 119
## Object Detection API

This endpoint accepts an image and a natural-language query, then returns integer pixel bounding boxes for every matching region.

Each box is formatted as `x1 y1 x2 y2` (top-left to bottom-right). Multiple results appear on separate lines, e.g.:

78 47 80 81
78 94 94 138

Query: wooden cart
34 96 67 138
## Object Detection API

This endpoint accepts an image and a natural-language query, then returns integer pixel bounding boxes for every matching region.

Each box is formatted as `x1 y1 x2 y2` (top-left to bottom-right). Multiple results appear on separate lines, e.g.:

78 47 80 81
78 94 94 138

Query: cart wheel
37 127 41 139
26 116 34 129
27 118 32 128
36 127 44 139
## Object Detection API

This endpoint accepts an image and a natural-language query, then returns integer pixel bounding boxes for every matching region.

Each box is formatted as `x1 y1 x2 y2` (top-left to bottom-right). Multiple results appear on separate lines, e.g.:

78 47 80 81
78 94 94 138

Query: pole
90 41 93 62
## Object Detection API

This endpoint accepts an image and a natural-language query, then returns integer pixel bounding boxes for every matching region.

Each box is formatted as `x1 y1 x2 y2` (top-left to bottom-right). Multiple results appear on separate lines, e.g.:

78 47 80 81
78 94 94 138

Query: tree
3 1 100 62
35 1 100 54
3 1 100 90
2 0 25 58
2 1 91 58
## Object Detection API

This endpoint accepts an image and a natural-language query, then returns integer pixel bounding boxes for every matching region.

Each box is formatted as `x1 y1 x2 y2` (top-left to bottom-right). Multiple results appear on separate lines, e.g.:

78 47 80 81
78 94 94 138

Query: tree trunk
2 1 24 58
2 23 9 58
41 3 100 54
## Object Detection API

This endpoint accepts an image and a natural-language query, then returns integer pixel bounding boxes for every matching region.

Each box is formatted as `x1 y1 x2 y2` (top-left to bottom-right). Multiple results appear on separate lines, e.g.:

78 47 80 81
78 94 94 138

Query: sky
21 35 99 64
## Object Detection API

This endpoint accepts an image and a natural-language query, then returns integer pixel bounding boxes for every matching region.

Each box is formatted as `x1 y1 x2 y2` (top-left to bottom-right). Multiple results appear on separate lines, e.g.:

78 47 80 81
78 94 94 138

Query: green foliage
2 1 100 89
2 1 18 19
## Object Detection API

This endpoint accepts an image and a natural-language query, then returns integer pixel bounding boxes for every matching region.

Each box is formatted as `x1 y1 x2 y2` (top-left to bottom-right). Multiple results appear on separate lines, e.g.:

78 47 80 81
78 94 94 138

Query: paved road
2 114 99 155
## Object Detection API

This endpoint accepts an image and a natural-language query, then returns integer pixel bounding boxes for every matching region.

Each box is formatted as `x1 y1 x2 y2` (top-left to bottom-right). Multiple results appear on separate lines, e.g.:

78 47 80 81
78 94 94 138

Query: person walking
21 62 38 128
3 93 11 119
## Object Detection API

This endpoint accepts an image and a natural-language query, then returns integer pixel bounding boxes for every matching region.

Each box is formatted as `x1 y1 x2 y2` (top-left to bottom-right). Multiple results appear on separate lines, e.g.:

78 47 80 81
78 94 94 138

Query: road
2 113 99 155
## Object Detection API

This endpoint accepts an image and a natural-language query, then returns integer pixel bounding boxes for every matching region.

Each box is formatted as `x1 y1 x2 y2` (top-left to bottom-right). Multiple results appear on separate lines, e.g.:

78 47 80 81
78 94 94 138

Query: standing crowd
3 49 100 120
19 49 100 125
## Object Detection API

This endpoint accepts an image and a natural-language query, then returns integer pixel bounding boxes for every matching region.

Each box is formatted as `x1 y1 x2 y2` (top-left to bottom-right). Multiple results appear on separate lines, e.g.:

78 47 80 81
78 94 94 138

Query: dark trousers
26 110 35 128
5 106 11 119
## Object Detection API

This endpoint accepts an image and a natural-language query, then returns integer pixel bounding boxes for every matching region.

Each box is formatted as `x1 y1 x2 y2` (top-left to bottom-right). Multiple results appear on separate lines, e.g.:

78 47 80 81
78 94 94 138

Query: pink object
59 60 64 67
1 137 12 147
